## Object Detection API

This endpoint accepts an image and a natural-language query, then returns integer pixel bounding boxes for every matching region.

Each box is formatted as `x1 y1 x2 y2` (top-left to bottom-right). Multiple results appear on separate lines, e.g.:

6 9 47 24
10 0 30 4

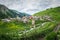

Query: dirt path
38 37 44 40
53 24 60 32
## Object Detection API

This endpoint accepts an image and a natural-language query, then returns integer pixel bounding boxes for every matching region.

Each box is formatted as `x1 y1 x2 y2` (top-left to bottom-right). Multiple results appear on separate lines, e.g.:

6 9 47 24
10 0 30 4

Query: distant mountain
34 7 60 23
0 4 30 19
10 10 30 18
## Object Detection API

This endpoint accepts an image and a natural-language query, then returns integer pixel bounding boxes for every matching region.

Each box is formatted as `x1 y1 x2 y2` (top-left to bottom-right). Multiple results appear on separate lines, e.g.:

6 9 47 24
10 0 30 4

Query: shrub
45 32 57 40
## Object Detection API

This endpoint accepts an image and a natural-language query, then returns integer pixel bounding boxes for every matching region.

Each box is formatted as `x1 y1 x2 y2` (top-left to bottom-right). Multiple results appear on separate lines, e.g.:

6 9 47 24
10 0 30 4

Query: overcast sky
0 0 60 15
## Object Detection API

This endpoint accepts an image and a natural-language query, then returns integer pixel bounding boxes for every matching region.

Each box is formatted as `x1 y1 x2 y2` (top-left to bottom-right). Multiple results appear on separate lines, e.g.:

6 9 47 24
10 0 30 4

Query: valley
0 4 60 40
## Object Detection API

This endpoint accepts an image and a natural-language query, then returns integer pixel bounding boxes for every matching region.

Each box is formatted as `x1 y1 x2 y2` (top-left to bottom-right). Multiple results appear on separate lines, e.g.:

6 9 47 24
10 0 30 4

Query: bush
45 32 57 40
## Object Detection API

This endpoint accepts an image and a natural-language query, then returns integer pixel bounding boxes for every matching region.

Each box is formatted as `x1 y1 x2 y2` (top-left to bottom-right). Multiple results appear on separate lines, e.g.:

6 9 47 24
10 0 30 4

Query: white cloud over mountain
0 0 60 15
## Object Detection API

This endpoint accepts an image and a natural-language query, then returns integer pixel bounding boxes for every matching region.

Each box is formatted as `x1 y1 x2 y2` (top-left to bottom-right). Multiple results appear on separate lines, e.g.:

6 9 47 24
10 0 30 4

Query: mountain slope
34 7 60 23
10 10 30 18
0 4 30 19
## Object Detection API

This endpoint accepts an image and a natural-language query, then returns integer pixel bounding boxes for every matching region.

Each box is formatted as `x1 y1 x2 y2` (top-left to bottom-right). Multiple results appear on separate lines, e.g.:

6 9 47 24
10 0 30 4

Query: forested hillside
0 4 30 19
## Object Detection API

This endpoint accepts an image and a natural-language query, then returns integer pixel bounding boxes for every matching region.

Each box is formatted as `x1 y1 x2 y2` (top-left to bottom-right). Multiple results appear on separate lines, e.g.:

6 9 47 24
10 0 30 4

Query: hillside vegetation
0 21 56 40
34 7 60 23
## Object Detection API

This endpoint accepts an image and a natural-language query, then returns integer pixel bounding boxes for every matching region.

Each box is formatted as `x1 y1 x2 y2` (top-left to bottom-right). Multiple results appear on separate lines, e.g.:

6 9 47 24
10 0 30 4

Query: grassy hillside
0 21 56 40
0 21 31 34
34 7 60 23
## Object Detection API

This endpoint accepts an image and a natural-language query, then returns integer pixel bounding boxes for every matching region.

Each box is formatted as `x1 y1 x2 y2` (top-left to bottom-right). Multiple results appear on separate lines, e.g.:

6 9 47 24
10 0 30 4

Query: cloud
50 0 60 7
0 0 60 15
